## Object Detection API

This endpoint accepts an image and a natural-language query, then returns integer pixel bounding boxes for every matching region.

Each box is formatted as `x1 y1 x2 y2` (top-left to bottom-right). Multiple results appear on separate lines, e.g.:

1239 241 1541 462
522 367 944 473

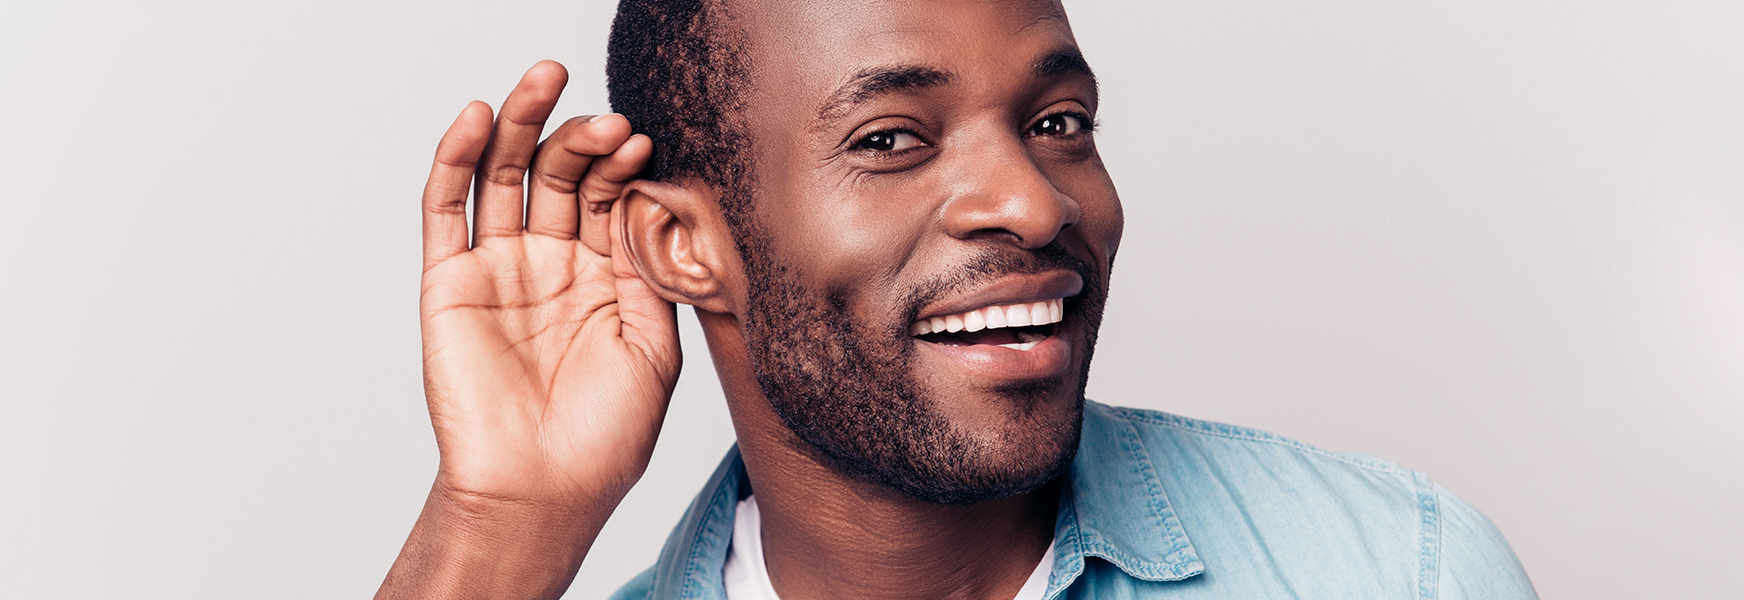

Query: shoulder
1432 483 1538 599
1088 401 1414 475
606 565 655 600
1084 401 1423 511
1087 400 1426 528
1080 401 1535 598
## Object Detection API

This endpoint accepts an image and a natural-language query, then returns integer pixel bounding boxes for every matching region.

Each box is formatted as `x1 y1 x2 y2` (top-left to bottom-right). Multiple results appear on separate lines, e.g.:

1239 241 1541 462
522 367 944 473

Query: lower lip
914 332 1072 381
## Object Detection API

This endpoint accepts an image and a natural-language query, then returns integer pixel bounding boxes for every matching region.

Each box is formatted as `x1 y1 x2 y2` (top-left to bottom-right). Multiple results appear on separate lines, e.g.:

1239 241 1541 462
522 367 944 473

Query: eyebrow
813 47 1099 127
1034 48 1097 86
816 65 954 125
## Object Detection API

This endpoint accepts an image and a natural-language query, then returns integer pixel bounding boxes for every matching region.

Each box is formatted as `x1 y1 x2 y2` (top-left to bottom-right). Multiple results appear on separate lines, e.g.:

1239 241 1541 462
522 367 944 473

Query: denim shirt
608 402 1536 599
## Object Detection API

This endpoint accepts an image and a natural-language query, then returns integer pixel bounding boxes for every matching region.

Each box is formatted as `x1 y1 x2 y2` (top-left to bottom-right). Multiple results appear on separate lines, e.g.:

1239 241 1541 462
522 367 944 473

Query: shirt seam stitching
1417 473 1442 600
1108 406 1415 476
679 456 738 600
1045 492 1084 600
1113 414 1199 578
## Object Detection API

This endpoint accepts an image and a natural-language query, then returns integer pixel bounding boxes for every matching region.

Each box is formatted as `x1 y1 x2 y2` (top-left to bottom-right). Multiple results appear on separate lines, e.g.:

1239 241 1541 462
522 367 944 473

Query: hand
378 60 672 600
419 60 676 514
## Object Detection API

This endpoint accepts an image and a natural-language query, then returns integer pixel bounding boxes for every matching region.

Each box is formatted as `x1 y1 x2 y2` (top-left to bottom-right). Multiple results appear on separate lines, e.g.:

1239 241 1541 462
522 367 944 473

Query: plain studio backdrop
2 0 1739 598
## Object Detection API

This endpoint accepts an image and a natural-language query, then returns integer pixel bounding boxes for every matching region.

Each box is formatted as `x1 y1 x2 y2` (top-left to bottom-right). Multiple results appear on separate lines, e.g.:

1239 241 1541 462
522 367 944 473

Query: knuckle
533 169 581 194
483 164 528 187
434 156 478 170
424 202 466 216
580 180 625 205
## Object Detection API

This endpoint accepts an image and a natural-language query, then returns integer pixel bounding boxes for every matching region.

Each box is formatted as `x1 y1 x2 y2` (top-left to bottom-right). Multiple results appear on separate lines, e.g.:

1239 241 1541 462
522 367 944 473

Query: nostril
961 227 1021 243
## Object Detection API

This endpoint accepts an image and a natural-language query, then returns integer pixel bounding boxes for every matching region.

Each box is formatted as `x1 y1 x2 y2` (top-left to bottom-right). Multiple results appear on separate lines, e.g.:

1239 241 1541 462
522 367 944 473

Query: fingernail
580 115 601 123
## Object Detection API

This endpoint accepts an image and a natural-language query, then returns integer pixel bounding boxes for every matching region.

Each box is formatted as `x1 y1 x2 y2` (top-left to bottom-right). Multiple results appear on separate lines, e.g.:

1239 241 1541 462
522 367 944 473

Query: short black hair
605 0 757 233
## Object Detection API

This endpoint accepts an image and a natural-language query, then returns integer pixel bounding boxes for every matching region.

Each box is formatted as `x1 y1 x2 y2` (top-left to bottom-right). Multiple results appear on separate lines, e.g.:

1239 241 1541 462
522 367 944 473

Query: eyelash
848 109 1097 154
1028 110 1096 137
851 128 928 154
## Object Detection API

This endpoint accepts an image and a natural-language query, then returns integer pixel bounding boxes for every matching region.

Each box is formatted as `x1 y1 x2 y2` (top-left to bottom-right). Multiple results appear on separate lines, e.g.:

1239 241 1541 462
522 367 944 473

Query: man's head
607 0 1123 505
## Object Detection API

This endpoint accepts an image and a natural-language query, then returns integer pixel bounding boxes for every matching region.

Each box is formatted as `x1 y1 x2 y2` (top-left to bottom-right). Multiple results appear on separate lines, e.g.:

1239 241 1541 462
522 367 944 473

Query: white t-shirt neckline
722 495 1056 600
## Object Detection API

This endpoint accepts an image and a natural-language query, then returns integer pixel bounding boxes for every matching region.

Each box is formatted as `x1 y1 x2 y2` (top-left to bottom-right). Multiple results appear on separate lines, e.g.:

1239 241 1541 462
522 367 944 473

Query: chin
918 389 1086 506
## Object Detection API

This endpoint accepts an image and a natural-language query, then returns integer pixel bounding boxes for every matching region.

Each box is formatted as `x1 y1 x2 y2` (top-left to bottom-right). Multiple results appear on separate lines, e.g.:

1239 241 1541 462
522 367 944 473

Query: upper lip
912 271 1084 323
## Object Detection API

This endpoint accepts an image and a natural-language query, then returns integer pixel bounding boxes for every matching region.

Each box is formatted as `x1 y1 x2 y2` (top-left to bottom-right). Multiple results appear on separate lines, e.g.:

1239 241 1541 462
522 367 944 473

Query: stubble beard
738 235 1108 505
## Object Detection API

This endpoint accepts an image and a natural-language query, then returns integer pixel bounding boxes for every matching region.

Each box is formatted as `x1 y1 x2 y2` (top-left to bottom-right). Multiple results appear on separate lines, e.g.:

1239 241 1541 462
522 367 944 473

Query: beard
737 237 1109 505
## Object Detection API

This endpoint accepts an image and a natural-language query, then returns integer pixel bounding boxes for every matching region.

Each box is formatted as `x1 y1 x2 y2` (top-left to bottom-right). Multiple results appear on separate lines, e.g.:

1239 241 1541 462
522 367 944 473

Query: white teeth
984 306 1008 328
998 332 1046 351
963 309 985 332
911 298 1066 336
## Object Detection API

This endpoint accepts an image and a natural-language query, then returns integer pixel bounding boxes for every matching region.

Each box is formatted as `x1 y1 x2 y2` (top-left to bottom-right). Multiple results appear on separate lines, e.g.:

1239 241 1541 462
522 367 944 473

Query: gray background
2 0 1739 598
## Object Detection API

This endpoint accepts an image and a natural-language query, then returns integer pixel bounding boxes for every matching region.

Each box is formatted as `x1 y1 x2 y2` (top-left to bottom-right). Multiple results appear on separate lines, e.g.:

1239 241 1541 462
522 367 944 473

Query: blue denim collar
648 445 742 600
643 401 1204 600
1045 401 1204 596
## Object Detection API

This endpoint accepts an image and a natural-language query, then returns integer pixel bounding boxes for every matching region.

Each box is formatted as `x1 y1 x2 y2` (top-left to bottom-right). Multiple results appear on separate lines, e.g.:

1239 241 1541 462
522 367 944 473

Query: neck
700 313 1058 600
751 447 1057 600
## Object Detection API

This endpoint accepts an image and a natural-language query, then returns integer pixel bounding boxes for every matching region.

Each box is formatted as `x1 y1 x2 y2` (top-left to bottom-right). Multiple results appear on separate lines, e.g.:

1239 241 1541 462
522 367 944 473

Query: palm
415 62 675 510
424 234 675 503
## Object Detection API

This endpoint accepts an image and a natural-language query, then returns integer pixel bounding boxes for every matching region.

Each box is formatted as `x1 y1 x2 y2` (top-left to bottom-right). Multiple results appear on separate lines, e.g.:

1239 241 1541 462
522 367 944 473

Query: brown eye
1030 113 1087 137
856 130 925 152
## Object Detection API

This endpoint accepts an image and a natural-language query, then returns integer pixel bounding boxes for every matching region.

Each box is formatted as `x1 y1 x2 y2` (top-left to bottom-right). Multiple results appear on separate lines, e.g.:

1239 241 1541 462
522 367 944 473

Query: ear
618 179 738 314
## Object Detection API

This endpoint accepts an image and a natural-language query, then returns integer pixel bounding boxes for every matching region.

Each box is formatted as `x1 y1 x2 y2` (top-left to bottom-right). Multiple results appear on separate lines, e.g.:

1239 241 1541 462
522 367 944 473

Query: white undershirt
722 495 1055 600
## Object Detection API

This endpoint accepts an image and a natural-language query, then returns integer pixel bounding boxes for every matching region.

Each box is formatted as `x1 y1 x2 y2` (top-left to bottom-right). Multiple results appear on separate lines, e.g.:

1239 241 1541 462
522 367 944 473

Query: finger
472 60 569 243
580 132 653 255
525 115 634 240
423 101 494 271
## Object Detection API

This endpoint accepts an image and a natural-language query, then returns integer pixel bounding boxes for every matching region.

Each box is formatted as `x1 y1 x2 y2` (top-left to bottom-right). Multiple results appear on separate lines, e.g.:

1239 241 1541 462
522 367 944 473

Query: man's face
729 0 1123 504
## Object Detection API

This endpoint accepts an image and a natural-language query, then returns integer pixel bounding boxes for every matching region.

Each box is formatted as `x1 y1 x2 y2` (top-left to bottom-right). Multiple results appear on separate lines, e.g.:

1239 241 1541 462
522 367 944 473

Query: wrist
375 484 615 600
429 481 612 546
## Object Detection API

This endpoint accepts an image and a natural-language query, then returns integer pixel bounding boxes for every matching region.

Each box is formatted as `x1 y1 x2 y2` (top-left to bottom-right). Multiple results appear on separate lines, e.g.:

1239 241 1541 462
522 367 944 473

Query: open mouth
910 298 1064 351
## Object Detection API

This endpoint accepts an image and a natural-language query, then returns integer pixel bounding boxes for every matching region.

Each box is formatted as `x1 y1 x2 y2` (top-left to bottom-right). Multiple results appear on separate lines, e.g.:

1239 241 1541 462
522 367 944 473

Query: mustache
898 242 1101 323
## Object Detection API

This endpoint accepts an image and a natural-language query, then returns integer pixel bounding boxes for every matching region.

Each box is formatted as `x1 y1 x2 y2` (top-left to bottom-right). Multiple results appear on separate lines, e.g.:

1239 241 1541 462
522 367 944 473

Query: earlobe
619 179 737 314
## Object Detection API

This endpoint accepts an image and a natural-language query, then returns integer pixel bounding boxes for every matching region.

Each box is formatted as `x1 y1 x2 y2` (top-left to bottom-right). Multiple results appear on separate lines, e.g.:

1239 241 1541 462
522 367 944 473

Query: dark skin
378 0 1122 598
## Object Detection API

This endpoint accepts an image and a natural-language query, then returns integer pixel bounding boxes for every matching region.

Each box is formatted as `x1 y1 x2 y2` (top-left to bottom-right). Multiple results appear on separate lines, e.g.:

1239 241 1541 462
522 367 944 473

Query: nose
939 140 1081 248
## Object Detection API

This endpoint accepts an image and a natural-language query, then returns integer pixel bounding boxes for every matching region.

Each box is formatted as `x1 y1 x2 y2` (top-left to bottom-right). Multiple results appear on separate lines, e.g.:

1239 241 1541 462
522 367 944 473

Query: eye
1029 112 1090 137
855 129 927 152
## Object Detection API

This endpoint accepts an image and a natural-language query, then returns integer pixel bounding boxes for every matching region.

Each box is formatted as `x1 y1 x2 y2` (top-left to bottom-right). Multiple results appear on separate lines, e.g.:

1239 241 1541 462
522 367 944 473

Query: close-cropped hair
605 0 758 235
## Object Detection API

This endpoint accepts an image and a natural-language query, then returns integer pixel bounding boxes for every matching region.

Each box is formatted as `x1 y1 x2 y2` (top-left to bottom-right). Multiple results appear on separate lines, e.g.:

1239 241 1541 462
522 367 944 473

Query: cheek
781 178 941 291
1092 192 1124 260
1058 159 1123 258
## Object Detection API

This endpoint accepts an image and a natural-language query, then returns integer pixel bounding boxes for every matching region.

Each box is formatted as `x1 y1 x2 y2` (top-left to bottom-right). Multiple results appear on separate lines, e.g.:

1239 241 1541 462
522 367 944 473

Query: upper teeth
910 298 1065 336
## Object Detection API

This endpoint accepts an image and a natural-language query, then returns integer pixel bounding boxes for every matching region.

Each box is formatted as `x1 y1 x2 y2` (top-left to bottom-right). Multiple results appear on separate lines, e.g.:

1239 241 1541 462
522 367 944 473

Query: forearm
375 485 613 600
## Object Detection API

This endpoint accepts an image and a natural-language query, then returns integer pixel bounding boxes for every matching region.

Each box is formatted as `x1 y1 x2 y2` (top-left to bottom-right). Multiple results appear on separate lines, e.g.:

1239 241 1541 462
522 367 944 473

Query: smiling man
376 0 1536 599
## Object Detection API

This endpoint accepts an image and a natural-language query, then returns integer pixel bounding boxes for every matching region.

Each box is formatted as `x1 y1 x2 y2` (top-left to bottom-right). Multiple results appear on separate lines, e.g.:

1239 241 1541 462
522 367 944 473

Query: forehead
734 0 1077 105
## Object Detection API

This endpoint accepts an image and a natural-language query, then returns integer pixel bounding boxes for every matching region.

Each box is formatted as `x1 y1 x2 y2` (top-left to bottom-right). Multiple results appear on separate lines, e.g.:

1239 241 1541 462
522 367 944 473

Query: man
378 0 1536 598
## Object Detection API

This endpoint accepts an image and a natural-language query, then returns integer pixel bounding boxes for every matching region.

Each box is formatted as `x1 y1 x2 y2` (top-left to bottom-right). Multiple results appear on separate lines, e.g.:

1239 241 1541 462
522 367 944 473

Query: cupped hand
418 60 676 515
